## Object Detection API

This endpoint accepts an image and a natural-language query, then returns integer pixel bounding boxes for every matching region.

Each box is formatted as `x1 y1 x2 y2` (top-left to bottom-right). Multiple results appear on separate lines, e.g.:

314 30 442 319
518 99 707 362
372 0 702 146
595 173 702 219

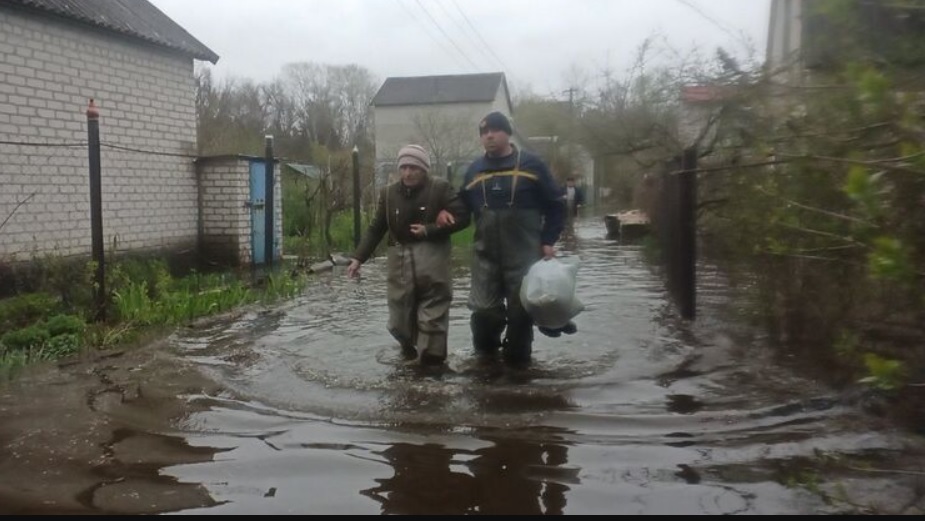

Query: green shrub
0 293 58 332
1 325 50 352
113 280 155 325
43 333 81 358
45 314 86 337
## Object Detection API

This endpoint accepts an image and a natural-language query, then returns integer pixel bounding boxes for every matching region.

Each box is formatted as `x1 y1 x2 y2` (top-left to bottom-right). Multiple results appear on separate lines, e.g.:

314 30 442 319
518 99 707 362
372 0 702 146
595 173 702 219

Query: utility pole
352 146 361 248
564 87 577 177
264 135 275 268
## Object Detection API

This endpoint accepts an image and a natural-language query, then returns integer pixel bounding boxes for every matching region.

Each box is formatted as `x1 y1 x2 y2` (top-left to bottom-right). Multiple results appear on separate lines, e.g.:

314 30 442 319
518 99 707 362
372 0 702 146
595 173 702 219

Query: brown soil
0 342 224 514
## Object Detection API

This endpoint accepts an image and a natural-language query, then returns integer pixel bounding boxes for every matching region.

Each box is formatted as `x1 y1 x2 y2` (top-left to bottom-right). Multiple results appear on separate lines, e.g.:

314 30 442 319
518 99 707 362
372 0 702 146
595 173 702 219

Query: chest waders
465 151 542 365
384 182 453 364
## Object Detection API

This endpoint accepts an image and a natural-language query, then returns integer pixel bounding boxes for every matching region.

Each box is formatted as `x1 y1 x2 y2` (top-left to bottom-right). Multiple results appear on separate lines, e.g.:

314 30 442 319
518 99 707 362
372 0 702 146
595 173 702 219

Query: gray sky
150 0 771 95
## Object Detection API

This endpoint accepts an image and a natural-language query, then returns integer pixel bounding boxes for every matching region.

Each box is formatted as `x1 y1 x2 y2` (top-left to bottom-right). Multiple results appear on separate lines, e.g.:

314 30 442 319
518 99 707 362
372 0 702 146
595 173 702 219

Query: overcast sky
149 0 771 96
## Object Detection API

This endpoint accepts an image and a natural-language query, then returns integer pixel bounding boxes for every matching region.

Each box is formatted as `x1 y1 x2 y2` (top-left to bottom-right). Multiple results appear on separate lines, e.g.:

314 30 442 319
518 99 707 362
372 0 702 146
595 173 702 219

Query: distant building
370 72 525 187
766 0 805 79
678 85 737 149
767 0 925 80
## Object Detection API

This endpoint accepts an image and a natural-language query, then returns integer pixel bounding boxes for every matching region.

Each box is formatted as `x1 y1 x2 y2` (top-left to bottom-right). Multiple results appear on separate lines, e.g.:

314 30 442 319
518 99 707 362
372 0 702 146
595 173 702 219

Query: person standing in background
562 175 585 219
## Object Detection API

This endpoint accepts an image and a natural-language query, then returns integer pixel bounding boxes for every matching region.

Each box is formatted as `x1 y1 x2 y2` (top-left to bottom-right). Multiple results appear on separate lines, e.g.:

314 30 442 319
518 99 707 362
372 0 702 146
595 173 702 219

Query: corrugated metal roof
285 163 322 179
372 72 509 107
3 0 219 63
680 85 735 104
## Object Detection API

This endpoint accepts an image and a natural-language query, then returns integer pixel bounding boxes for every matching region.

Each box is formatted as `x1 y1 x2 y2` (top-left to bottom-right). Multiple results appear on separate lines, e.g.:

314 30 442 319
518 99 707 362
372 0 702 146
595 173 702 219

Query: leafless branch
679 158 794 175
777 153 925 175
756 187 875 226
777 222 866 245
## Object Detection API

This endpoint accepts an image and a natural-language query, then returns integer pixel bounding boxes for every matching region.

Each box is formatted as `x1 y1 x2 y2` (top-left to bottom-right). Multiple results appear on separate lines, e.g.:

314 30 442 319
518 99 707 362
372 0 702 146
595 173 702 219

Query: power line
1 138 198 158
102 143 197 158
432 0 495 66
0 139 85 147
413 0 480 71
673 0 746 45
396 0 469 71
448 0 510 73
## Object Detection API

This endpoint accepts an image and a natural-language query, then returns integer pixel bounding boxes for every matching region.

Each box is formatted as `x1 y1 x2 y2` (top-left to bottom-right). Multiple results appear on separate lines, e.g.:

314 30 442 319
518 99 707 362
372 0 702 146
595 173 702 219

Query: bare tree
263 77 303 158
280 62 377 151
330 64 377 149
195 67 267 155
409 107 482 177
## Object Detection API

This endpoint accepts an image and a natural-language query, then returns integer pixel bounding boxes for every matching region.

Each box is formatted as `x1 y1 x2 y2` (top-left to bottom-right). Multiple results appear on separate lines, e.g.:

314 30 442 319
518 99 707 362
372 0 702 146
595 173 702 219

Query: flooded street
2 218 924 514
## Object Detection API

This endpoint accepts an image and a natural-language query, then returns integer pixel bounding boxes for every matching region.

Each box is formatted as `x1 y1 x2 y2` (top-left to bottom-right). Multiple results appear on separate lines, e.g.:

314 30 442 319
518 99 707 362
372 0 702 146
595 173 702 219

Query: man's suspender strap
464 150 536 191
465 150 533 207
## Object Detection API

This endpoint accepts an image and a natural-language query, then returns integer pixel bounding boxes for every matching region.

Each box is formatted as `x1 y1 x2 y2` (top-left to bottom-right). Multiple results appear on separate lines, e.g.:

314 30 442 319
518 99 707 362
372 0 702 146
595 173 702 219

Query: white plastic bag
520 257 584 329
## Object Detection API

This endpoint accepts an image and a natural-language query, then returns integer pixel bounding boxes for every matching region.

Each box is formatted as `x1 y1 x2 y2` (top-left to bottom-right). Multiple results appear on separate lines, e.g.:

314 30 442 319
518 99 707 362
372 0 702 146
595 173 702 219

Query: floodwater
2 218 923 514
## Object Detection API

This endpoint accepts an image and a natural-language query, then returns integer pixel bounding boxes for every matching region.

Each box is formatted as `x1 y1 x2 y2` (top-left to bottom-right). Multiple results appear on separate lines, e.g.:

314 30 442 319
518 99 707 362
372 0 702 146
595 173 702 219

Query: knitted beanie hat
479 111 513 135
397 144 430 173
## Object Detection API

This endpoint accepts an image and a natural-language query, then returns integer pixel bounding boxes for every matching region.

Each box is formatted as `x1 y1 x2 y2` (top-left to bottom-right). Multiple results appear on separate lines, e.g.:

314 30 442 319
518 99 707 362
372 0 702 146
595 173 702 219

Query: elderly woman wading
347 145 470 366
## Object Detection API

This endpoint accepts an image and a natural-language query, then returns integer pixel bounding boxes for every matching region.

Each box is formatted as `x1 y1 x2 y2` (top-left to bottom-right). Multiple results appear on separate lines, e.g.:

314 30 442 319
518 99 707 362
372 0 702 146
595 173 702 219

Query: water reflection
665 394 704 415
361 442 475 515
465 436 575 515
153 217 925 514
79 428 224 514
362 435 577 515
559 219 581 252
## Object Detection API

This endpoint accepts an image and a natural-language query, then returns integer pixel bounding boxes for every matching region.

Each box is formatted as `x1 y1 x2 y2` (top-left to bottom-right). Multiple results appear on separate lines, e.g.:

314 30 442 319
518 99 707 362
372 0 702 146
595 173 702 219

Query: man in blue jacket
439 112 564 367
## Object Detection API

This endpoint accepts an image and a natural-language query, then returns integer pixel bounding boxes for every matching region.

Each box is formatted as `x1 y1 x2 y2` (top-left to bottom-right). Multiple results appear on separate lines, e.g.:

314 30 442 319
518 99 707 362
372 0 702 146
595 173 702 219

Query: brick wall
0 8 199 261
197 157 282 267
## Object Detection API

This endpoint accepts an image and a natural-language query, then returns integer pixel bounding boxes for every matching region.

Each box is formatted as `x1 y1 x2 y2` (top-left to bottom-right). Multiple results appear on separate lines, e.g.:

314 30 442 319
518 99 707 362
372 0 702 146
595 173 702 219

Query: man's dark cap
479 111 512 135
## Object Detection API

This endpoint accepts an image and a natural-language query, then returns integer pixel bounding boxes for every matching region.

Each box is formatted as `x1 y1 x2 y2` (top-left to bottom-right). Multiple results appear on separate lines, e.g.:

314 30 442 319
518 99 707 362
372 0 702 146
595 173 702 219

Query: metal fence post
678 147 698 320
264 135 274 268
86 99 105 321
352 146 361 248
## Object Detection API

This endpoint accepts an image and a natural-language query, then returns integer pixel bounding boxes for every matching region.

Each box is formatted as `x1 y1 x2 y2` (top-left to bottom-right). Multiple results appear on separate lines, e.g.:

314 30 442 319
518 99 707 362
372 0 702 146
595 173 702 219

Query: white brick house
371 72 523 187
765 1 923 80
195 155 282 267
0 0 219 263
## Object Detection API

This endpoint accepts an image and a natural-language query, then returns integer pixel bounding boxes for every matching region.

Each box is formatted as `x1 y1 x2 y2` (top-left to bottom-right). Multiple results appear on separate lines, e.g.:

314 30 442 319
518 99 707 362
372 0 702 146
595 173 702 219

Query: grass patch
0 256 309 380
